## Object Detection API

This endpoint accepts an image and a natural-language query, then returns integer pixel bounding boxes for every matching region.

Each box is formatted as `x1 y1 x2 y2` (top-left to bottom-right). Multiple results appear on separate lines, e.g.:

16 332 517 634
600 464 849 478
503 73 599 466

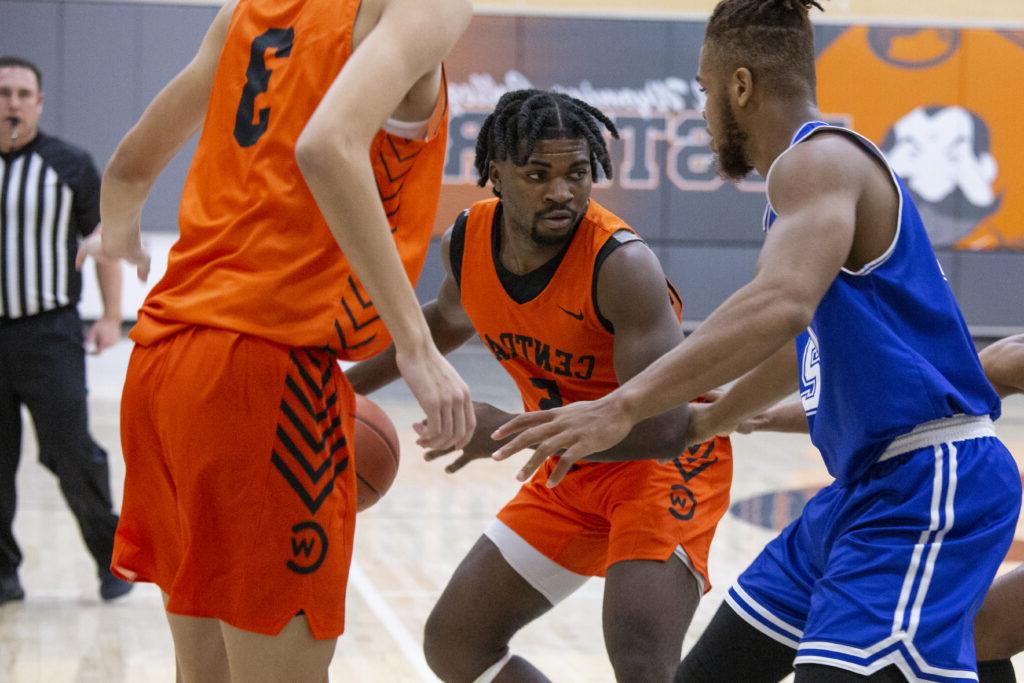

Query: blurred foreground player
88 0 474 680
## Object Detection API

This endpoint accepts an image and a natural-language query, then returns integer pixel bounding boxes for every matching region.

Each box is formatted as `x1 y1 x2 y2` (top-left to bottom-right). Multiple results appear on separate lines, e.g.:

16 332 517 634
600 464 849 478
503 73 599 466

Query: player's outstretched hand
421 401 514 474
396 344 474 452
491 396 634 487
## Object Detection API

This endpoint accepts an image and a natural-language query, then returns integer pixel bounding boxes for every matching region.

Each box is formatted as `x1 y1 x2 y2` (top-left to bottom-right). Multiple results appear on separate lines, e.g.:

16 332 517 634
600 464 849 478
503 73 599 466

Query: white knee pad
472 651 513 683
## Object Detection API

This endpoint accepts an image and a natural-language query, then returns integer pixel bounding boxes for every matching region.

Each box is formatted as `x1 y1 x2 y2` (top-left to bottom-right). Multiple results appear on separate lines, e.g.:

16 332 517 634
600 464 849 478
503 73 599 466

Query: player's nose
546 177 573 203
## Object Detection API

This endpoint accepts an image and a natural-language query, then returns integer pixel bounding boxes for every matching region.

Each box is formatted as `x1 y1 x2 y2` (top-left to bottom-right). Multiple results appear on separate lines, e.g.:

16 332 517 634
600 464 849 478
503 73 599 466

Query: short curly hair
704 0 824 99
474 89 620 195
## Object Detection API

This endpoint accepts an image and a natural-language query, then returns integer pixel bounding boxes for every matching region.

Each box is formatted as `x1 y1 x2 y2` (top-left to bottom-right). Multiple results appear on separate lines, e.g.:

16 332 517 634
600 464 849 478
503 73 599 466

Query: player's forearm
346 301 475 395
298 144 436 356
703 341 799 431
100 123 162 251
614 279 811 428
99 176 147 255
95 258 123 323
979 335 1024 398
102 64 209 253
745 397 809 433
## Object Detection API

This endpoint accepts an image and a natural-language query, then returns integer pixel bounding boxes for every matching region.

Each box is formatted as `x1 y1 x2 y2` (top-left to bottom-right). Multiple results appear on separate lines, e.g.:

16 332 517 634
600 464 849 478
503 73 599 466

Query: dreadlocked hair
474 89 619 192
704 0 825 99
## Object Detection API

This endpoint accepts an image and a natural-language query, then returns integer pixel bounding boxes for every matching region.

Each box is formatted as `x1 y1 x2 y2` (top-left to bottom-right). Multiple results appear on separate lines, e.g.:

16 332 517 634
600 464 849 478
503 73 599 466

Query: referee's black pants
0 306 119 580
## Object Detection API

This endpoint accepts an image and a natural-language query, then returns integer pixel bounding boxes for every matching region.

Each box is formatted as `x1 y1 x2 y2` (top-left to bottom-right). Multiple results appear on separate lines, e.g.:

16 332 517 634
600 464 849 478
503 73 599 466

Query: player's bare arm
589 241 692 458
736 395 808 434
978 334 1024 397
345 225 514 472
87 255 123 355
345 225 477 396
688 340 799 442
296 0 474 450
346 223 498 466
99 0 236 281
731 323 1023 436
514 240 693 485
494 135 863 479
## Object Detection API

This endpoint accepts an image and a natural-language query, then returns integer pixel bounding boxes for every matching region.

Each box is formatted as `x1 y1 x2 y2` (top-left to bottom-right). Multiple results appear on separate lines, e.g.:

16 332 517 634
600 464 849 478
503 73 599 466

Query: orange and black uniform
453 198 732 587
113 0 448 639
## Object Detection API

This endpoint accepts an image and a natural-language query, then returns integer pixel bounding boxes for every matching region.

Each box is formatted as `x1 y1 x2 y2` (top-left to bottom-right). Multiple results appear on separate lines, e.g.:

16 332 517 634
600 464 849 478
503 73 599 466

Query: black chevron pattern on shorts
272 348 349 515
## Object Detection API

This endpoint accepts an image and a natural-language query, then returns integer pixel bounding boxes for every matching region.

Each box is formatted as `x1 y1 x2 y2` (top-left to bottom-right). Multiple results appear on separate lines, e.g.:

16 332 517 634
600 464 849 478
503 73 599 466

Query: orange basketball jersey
132 0 449 356
455 198 683 413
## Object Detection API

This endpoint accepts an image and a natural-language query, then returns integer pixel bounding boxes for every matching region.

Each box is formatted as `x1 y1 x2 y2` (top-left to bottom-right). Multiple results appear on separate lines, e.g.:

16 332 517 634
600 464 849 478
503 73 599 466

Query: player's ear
733 67 753 108
488 160 501 196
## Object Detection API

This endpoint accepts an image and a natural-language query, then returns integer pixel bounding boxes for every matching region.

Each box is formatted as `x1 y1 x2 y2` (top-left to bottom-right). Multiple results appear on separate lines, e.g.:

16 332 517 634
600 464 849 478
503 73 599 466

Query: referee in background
0 55 131 603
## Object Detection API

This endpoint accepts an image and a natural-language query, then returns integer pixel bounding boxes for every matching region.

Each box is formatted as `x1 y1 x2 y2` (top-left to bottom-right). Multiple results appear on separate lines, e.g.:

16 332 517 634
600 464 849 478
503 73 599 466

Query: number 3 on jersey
234 27 294 148
529 378 564 410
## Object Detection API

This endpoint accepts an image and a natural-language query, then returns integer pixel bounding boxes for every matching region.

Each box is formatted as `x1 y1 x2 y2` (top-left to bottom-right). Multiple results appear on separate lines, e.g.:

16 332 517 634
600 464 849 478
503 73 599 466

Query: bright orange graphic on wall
817 28 1024 250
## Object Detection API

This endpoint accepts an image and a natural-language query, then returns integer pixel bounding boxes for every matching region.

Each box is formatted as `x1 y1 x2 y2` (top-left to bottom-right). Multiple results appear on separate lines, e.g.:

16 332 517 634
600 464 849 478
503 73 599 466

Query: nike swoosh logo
558 306 584 321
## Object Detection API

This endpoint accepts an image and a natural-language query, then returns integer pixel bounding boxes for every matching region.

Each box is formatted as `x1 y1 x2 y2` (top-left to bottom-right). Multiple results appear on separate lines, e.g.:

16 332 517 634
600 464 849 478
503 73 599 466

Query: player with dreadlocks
346 88 733 682
492 3 1019 682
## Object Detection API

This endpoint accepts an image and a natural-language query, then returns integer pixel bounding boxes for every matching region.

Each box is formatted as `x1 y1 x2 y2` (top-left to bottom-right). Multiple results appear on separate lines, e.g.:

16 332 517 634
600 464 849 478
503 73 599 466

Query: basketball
353 394 401 512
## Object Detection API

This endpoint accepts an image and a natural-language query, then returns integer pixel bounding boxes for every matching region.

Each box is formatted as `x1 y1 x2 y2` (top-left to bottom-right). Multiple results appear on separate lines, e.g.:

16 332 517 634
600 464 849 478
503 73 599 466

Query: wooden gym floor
1 338 1021 682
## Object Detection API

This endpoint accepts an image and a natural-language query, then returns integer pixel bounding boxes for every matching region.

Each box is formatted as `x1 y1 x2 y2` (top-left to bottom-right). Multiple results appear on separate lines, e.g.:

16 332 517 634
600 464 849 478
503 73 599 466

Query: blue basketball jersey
764 121 999 483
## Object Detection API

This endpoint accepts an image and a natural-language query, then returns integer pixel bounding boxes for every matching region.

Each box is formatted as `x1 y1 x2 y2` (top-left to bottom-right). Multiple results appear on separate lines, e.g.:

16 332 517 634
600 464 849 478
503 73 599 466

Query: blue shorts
728 420 1020 681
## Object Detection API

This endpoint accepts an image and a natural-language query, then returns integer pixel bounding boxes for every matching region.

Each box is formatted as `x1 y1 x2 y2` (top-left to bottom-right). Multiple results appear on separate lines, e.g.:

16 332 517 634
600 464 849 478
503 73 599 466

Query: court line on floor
349 560 439 682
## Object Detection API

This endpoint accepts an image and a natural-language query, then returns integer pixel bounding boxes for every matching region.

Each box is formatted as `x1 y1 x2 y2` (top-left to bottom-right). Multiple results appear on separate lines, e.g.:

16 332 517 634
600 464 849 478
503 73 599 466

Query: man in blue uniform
492 1 1021 680
731 336 1024 682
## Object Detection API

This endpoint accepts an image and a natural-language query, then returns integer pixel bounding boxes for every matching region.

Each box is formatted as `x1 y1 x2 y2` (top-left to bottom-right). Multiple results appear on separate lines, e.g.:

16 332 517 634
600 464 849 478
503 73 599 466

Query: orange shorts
113 327 357 639
495 437 732 593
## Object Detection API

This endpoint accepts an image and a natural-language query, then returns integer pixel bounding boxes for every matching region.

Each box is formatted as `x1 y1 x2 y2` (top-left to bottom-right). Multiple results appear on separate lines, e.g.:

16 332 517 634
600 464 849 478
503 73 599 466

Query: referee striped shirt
0 132 100 320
